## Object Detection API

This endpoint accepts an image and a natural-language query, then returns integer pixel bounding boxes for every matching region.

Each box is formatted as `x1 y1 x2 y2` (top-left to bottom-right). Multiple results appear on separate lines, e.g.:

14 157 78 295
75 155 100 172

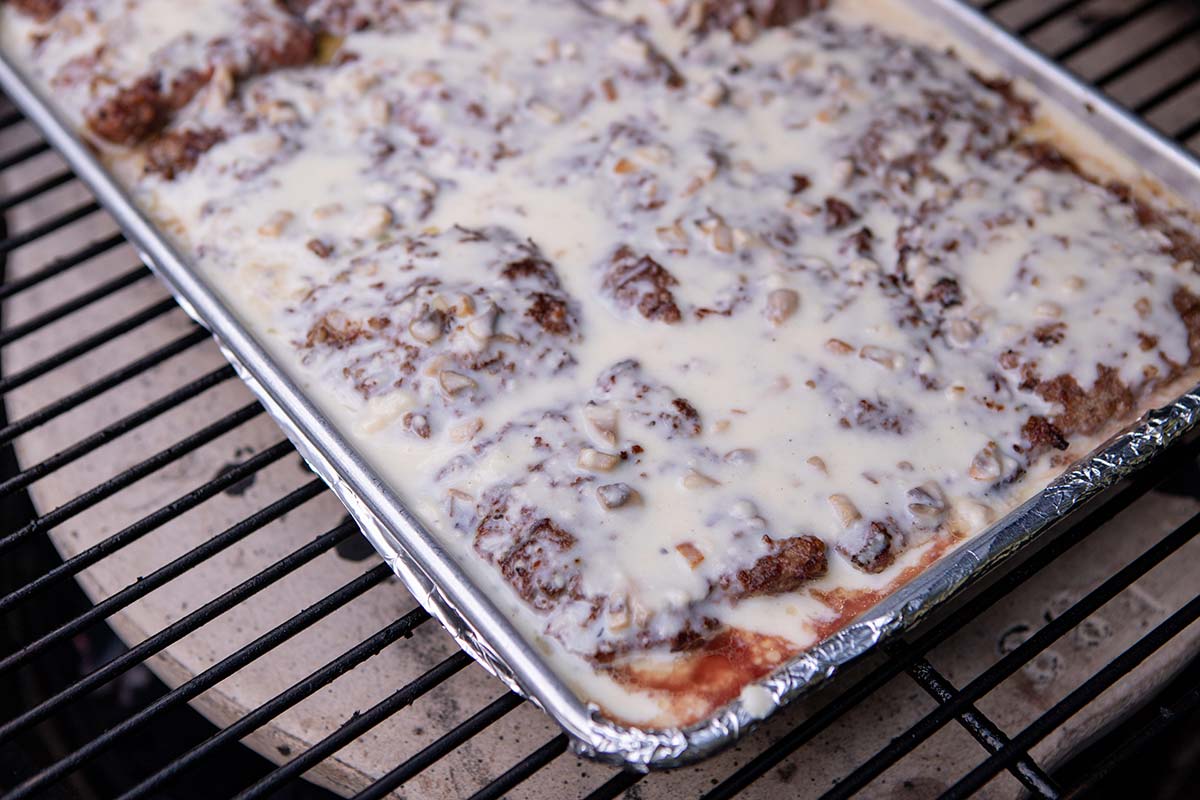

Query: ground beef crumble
89 77 174 146
488 515 580 612
8 0 62 22
838 519 899 574
1020 415 1069 454
1173 286 1200 365
824 196 859 231
1037 367 1134 439
602 246 682 324
722 534 827 598
596 360 703 438
81 10 315 145
525 292 572 335
677 0 830 37
29 0 1200 679
143 127 226 179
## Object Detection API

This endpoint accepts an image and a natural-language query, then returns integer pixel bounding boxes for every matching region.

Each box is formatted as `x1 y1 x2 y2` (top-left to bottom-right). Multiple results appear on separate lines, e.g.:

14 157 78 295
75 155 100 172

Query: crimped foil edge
568 389 1200 768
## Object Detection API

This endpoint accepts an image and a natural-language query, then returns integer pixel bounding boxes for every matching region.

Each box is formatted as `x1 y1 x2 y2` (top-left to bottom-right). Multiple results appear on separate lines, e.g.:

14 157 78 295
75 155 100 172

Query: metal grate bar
1133 62 1200 114
2 3 1199 798
0 405 273 556
233 650 474 800
0 263 150 347
899 658 1058 798
463 733 570 800
902 662 1056 796
582 768 642 800
1092 16 1200 87
0 298 181 397
0 363 235 500
0 324 207 444
1049 0 1174 62
0 200 101 256
1062 680 1200 797
0 231 124 302
1016 0 1092 37
808 503 1200 798
0 478 325 679
941 593 1200 798
359 694 532 800
694 445 1200 798
1173 115 1200 144
0 517 356 744
813 653 1061 800
115 602 437 800
0 169 74 213
880 443 1192 661
0 108 23 130
585 435 1200 800
1 563 395 800
0 435 288 618
0 140 49 172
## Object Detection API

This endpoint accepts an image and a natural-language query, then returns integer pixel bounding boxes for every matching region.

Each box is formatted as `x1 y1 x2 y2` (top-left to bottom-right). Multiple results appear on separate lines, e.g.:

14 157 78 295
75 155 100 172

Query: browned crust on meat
1020 415 1069 454
491 517 579 611
1016 140 1079 175
1173 285 1200 366
89 77 174 146
1037 366 1134 439
679 0 829 36
925 276 963 308
472 495 588 613
286 0 377 35
143 127 226 179
667 398 701 435
969 71 1035 124
603 246 682 324
244 12 317 73
8 0 63 22
85 16 314 145
824 196 859 231
837 519 899 574
723 534 827 598
526 292 572 335
304 311 368 347
86 73 211 146
813 532 959 639
306 238 334 258
843 397 908 434
501 255 557 283
165 67 213 110
86 67 214 147
1107 181 1200 265
1020 141 1200 266
1006 140 1200 460
1015 364 1139 459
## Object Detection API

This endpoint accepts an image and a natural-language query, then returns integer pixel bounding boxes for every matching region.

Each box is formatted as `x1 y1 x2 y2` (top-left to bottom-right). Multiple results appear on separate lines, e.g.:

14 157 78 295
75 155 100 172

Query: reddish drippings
609 628 793 726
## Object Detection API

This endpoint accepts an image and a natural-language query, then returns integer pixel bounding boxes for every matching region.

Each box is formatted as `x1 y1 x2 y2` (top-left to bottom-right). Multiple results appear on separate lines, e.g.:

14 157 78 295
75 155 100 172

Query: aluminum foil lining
571 387 1200 767
201 348 1200 769
4 0 1200 771
180 236 1200 771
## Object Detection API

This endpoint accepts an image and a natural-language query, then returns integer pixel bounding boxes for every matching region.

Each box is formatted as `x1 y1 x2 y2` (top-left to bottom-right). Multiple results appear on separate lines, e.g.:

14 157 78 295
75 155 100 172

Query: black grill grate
2 1 1200 798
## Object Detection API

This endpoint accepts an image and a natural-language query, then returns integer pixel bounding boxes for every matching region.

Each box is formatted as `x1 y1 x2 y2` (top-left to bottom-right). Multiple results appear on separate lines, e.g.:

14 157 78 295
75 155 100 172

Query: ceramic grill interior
3 0 1200 797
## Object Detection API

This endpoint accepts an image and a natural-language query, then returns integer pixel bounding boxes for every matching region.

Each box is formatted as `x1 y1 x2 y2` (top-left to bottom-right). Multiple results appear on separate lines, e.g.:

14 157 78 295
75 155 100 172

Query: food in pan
7 0 313 144
5 0 1199 727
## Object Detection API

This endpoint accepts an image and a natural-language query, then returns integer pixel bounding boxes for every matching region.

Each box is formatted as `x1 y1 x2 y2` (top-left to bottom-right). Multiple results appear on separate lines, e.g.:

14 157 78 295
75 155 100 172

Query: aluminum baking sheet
3 0 1200 770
